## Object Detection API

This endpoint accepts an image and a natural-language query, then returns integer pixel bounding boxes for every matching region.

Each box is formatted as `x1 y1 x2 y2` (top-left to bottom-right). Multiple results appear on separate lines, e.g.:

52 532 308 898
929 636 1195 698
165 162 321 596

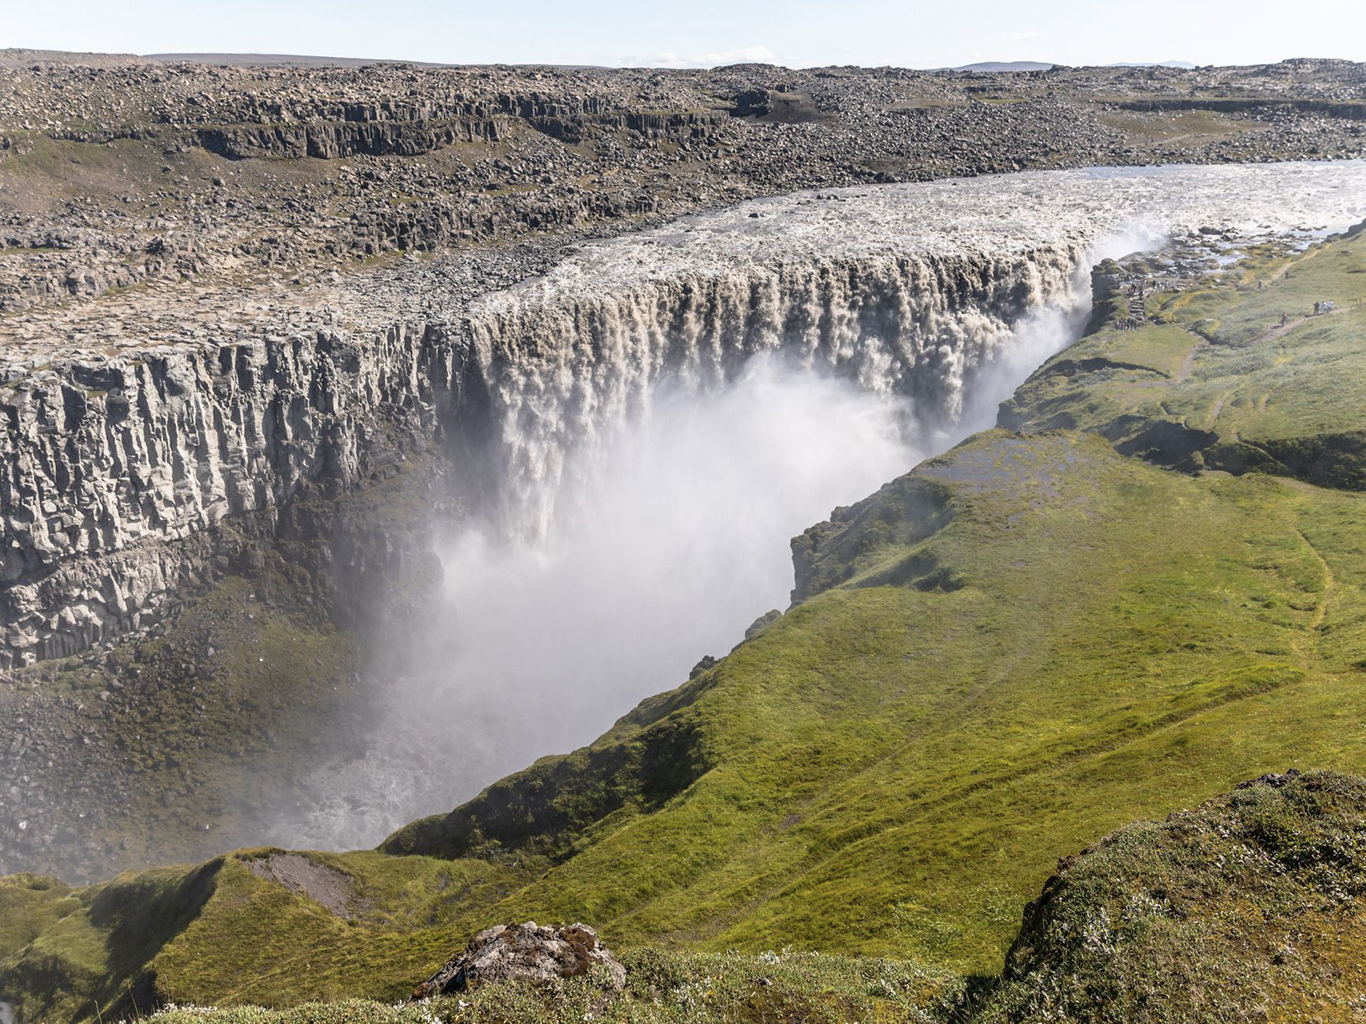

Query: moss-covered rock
976 770 1366 1023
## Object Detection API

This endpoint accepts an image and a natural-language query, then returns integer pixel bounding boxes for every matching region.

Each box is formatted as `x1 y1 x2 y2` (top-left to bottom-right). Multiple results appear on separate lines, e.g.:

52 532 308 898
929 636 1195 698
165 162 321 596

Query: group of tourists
1124 279 1163 299
1278 299 1337 328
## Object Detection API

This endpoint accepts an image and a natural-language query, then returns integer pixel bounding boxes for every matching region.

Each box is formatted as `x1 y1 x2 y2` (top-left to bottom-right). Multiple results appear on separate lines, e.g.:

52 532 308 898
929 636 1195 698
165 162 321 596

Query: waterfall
461 160 1366 538
467 246 1086 537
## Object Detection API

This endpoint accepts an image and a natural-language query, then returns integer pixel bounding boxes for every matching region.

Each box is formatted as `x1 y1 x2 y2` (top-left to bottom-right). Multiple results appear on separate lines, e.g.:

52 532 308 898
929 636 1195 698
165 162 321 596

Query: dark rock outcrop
413 922 626 999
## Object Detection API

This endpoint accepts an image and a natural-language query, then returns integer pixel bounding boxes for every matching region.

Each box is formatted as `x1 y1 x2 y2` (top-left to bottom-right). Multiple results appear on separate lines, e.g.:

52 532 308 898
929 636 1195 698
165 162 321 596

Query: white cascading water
467 247 1086 538
274 161 1366 851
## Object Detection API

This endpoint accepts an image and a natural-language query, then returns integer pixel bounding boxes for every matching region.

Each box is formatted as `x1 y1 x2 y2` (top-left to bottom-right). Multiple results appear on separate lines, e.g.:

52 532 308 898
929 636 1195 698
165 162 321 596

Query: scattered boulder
413 922 626 999
744 609 782 639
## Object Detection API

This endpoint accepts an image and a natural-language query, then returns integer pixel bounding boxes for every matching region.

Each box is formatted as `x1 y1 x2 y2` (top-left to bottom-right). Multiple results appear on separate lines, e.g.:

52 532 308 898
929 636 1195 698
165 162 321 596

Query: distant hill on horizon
1110 59 1198 68
947 59 1198 73
0 48 1307 75
951 60 1055 72
0 47 150 68
145 52 454 67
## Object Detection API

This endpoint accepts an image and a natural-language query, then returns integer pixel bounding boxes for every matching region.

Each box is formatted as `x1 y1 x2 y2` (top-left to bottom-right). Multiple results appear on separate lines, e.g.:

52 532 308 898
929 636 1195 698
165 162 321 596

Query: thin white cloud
1000 30 1044 42
635 45 782 69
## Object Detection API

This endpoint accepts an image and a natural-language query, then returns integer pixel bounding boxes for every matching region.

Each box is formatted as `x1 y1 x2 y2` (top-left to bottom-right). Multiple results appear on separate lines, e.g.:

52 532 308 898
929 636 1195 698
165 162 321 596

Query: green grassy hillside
83 770 1366 1024
387 427 1366 969
1002 229 1366 488
132 949 962 1024
0 850 526 1022
5 229 1366 1022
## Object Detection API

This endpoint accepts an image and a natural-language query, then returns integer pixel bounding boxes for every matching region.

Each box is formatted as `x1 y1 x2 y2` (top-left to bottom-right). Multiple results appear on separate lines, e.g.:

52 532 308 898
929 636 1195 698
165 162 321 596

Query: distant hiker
1314 301 1322 314
1281 312 1289 327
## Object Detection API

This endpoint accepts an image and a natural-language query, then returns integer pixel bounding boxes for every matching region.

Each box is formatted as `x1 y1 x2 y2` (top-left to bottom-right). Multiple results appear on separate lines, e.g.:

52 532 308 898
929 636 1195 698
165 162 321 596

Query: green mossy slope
975 770 1366 1023
1002 228 1366 488
47 772 1366 1024
135 948 963 1024
0 850 523 1023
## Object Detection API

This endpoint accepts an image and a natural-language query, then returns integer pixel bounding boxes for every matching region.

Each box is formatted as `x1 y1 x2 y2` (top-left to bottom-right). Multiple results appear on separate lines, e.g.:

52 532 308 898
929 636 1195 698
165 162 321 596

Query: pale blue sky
3 0 1365 69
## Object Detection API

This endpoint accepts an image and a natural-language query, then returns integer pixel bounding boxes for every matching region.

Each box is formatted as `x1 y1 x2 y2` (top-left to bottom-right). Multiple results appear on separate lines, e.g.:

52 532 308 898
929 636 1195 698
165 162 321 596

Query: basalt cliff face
0 320 465 666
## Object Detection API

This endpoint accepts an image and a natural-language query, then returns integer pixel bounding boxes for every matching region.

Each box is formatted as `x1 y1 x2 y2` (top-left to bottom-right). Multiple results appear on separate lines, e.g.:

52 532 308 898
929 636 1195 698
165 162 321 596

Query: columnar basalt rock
197 119 507 159
0 320 467 666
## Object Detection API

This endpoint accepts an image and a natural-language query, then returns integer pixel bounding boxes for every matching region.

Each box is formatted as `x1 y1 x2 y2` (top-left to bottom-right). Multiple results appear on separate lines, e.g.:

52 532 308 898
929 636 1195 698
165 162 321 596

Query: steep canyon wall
0 322 466 665
5 161 1366 665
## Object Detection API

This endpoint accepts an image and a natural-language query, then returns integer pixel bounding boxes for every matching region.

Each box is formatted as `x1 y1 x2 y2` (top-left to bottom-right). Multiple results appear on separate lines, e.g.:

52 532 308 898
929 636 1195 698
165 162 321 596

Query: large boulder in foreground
413 922 626 999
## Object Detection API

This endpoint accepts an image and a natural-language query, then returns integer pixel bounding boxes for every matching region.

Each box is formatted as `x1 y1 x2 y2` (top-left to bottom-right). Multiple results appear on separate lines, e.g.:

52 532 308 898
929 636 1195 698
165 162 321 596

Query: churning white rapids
279 161 1366 851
